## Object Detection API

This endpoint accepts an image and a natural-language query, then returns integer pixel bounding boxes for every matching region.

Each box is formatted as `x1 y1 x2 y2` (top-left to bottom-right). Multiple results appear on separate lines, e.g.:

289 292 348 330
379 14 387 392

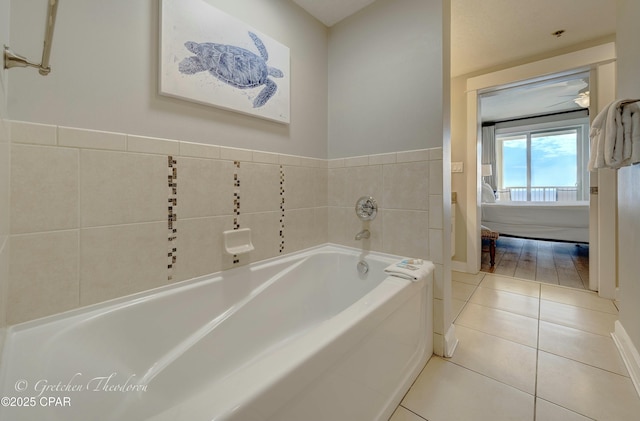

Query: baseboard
611 320 640 398
451 261 468 273
443 324 458 358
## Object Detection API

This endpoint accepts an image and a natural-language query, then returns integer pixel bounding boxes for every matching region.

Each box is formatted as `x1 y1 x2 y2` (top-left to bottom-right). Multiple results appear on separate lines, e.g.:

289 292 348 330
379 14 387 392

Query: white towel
589 99 640 170
623 102 640 166
384 259 431 282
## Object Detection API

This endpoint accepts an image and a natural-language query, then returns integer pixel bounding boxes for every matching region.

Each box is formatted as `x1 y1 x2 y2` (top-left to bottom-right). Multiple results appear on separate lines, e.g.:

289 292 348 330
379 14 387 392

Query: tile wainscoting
7 120 446 355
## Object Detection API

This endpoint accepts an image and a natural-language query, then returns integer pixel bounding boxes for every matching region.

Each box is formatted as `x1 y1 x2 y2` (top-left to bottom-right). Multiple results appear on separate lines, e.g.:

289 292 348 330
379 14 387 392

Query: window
495 118 589 202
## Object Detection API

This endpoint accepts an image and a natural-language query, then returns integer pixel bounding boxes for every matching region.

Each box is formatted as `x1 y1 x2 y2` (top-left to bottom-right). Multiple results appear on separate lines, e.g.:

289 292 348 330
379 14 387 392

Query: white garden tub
0 244 433 421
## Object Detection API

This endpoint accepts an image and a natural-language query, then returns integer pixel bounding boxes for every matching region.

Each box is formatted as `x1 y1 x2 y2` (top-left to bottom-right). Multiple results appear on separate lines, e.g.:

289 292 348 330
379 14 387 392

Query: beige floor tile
541 284 618 314
535 398 593 421
537 352 640 421
480 274 541 298
456 302 539 347
469 286 540 319
402 357 534 421
538 321 628 376
389 406 426 421
539 300 617 336
451 298 466 322
449 325 537 394
452 270 486 285
452 280 476 301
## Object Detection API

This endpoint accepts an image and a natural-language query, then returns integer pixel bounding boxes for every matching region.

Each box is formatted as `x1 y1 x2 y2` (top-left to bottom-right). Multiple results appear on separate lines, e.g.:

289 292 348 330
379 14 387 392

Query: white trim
612 321 640 398
467 43 616 92
450 261 468 273
463 44 617 277
443 323 458 357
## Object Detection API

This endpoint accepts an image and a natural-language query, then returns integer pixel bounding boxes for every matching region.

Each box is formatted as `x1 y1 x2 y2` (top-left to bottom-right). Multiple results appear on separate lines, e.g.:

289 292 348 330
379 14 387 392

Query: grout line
537 347 632 378
533 282 541 421
445 356 536 396
398 405 429 421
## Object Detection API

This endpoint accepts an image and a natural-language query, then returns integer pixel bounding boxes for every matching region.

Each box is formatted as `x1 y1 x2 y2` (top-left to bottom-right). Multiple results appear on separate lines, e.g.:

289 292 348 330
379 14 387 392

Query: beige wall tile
328 206 383 250
397 149 429 163
328 168 347 207
8 231 79 324
382 209 429 259
369 152 397 165
344 155 369 167
10 121 57 145
127 135 179 155
314 207 329 245
252 150 279 164
284 166 316 210
429 195 444 229
179 141 220 159
344 165 383 208
429 228 444 264
284 208 318 252
220 146 252 162
429 159 444 195
279 154 303 167
11 145 79 234
240 212 281 263
173 216 230 283
429 147 443 161
80 222 167 306
59 126 126 151
382 161 429 210
241 162 280 213
80 150 167 227
312 168 328 207
178 157 234 218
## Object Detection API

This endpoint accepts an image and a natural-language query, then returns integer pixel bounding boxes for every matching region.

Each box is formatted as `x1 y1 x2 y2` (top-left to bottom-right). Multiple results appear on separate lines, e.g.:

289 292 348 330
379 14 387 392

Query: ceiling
480 73 589 122
291 0 617 120
291 0 378 27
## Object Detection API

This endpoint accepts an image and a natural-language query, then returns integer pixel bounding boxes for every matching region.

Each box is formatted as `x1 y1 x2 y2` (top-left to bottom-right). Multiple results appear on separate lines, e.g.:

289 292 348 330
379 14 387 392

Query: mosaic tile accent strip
279 165 285 253
167 156 178 281
233 161 241 264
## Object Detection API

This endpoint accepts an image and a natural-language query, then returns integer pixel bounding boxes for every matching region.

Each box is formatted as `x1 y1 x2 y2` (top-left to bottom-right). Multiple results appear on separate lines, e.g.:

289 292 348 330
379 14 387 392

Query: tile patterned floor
390 272 640 421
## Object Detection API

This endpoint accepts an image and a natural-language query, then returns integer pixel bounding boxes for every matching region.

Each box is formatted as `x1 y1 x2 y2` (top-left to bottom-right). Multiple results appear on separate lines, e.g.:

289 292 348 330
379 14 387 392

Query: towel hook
4 0 60 76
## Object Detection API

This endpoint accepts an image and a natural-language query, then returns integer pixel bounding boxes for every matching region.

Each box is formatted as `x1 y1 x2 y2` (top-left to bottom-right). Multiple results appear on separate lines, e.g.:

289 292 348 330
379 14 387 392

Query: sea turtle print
178 31 284 108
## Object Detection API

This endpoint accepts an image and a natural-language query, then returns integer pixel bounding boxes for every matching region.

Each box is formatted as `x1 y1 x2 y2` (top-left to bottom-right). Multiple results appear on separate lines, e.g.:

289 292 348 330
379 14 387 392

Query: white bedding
482 201 589 243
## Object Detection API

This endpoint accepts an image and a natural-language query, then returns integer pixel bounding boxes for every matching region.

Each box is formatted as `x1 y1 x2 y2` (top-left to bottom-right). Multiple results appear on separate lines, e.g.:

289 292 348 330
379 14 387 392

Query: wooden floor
481 236 590 290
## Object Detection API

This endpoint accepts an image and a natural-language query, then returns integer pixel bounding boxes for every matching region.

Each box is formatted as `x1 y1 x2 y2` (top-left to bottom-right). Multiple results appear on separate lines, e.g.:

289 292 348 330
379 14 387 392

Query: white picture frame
160 0 290 124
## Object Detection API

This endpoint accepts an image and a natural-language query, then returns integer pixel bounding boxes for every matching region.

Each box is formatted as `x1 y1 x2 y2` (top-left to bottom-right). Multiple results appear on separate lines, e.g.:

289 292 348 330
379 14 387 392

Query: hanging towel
384 259 432 282
589 99 640 170
623 102 640 166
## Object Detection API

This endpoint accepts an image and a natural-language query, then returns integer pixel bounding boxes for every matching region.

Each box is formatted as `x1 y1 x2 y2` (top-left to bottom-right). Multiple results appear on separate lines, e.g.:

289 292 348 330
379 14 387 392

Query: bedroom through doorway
479 72 591 291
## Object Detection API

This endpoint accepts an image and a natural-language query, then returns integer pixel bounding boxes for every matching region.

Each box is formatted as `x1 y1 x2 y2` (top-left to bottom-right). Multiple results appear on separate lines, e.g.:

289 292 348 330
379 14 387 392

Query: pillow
482 182 496 203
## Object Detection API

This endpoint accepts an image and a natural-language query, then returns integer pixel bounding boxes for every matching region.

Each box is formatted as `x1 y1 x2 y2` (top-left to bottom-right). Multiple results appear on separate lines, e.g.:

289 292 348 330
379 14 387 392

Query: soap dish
223 228 255 255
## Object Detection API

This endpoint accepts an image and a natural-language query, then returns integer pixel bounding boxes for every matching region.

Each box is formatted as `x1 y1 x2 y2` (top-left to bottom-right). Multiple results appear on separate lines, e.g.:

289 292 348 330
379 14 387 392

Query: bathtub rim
1 243 419 335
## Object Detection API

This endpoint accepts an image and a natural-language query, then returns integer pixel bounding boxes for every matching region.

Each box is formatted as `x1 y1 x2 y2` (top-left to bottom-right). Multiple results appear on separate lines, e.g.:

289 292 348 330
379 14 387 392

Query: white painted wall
7 0 328 158
616 0 640 356
327 0 445 158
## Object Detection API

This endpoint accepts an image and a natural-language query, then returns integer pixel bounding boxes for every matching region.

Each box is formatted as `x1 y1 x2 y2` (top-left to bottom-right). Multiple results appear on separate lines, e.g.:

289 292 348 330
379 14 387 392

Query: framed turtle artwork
160 0 290 124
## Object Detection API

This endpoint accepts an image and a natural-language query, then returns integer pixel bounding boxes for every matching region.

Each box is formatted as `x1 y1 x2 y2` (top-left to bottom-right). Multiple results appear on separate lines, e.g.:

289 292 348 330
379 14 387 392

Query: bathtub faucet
355 229 370 240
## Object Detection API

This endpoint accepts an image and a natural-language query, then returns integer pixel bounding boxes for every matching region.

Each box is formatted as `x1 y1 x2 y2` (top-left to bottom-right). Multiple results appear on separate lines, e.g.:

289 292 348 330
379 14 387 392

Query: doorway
478 72 591 290
462 43 617 298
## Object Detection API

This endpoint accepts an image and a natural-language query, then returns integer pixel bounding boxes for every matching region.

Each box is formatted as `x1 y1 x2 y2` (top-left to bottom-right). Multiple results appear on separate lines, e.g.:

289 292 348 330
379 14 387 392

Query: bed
481 201 590 243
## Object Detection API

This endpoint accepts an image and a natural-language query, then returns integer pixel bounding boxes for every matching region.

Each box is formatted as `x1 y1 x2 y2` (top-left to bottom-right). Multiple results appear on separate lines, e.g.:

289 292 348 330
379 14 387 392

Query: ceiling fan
547 88 590 109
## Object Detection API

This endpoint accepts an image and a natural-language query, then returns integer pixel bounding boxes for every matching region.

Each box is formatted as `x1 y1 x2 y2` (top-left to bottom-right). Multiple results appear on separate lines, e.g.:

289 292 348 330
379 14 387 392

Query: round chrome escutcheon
355 196 377 221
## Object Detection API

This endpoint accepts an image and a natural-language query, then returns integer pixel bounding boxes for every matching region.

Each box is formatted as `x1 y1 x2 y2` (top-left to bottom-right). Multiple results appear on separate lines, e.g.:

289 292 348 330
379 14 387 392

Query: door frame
463 43 617 296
